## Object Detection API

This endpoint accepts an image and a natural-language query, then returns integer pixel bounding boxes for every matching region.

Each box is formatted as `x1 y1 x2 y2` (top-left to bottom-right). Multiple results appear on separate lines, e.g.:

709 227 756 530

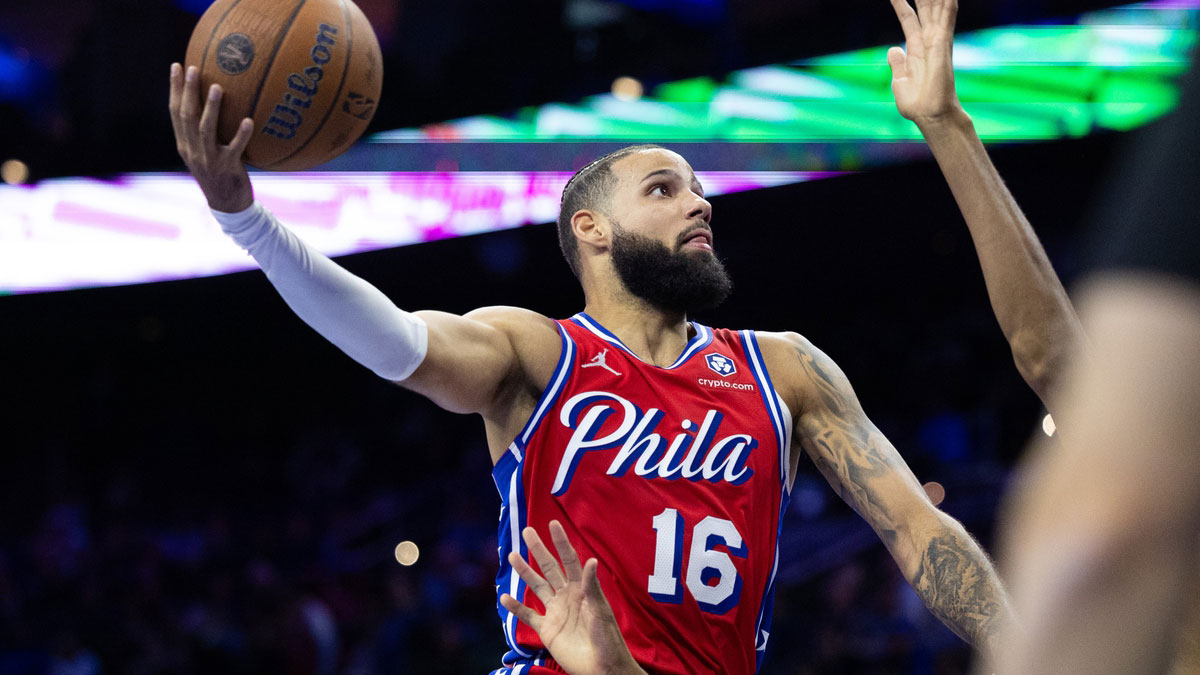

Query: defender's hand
886 0 966 129
499 521 646 675
168 63 255 213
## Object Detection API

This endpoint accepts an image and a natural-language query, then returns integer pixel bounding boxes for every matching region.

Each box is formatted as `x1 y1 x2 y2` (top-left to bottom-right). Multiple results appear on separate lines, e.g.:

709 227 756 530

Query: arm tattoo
795 346 903 547
794 341 1009 651
913 534 1005 651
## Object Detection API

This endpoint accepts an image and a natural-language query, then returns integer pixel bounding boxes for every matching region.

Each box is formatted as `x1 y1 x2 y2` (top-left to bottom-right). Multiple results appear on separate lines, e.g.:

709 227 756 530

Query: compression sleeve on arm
211 201 428 381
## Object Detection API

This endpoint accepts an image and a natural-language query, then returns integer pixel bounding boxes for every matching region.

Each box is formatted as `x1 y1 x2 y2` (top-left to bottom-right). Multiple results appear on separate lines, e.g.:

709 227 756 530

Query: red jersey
490 313 792 675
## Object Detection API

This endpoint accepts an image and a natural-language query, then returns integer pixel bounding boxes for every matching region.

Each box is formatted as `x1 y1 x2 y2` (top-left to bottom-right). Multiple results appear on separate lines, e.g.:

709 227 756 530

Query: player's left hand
886 0 966 128
500 521 647 675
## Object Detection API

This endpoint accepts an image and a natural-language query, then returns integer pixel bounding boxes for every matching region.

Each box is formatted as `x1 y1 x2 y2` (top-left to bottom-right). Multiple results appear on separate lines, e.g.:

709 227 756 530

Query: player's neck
581 293 693 367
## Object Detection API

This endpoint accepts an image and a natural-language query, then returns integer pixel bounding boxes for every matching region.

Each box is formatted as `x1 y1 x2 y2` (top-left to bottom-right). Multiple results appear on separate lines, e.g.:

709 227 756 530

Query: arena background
0 1 1192 673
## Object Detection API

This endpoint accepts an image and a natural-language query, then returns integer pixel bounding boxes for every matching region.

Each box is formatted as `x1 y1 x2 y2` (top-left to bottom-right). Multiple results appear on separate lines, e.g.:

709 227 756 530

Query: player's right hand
168 63 255 213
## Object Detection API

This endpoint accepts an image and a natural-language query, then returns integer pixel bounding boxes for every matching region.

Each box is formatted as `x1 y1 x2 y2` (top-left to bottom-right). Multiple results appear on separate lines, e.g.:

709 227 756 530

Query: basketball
184 0 383 171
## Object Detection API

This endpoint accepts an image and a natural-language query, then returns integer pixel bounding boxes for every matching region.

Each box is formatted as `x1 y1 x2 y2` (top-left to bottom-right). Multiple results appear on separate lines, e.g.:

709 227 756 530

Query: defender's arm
767 332 1013 656
887 0 1084 404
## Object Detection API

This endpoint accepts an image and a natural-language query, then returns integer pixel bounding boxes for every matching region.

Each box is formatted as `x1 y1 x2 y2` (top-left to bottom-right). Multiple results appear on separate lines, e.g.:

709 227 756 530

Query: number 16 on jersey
648 508 747 614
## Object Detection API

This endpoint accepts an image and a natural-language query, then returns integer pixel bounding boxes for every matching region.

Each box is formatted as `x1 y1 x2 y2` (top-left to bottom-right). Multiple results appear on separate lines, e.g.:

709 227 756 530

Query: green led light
654 77 720 102
359 1 1198 171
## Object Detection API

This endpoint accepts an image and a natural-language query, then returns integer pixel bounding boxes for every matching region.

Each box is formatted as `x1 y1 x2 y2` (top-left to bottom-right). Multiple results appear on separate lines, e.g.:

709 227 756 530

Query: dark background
0 0 1146 673
1 0 1127 177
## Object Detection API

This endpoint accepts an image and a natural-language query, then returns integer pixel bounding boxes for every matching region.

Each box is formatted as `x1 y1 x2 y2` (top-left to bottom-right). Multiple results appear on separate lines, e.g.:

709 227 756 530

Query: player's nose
687 193 712 224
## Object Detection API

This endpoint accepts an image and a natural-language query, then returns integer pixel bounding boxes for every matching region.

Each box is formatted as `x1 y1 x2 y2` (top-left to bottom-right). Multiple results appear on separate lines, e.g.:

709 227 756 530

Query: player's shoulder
463 305 563 360
743 330 833 413
464 305 558 333
746 329 817 362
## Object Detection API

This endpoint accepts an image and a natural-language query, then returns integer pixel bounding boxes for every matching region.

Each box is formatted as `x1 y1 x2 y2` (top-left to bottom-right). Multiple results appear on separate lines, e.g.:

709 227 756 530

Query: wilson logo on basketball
262 23 339 140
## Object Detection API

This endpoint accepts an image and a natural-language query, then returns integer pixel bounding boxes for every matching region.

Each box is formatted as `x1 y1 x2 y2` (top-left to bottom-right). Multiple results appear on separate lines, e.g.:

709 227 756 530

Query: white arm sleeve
211 201 428 381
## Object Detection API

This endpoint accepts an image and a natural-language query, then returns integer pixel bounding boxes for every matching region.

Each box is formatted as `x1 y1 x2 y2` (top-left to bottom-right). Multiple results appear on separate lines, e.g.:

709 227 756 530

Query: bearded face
609 220 733 315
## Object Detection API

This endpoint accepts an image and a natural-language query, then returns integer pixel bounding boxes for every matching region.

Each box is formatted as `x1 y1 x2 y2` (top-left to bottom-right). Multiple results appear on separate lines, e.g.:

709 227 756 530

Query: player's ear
572 210 609 252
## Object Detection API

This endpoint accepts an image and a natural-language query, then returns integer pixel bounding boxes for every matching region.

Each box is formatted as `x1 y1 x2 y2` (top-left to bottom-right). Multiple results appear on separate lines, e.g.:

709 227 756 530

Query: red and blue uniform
491 313 792 675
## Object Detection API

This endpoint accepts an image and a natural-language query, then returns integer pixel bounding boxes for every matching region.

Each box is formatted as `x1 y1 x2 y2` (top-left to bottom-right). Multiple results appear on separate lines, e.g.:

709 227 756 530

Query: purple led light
0 170 844 294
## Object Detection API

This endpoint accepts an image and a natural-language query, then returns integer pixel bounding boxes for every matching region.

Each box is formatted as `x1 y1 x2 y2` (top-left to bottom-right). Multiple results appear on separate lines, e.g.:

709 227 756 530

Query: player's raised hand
168 63 255 213
499 521 647 675
886 0 966 128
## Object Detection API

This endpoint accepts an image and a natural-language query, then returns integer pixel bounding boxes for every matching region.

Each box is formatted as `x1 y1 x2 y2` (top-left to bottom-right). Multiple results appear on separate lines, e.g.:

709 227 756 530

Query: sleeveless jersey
489 313 793 675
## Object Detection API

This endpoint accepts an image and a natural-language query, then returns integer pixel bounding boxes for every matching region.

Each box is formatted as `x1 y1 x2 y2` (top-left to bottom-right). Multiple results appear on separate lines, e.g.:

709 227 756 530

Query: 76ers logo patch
705 352 737 377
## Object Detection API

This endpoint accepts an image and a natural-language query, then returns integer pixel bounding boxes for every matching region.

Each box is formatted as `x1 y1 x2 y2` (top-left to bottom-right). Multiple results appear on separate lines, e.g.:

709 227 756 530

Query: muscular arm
921 114 1084 405
169 63 556 437
886 0 1083 406
769 332 1013 655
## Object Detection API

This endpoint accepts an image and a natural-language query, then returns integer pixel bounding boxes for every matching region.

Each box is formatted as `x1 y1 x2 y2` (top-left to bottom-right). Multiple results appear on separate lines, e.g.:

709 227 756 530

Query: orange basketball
185 0 383 171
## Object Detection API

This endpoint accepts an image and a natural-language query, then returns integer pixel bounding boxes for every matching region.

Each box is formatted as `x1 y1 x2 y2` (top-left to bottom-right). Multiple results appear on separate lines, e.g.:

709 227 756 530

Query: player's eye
649 183 670 196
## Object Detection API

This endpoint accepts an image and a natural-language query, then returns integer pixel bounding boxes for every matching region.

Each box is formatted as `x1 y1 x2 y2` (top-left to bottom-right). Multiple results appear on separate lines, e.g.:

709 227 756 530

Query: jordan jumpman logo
581 348 621 376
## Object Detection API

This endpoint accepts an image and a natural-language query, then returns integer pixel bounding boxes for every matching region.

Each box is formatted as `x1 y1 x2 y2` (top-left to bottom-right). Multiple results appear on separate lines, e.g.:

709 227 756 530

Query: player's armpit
402 306 561 418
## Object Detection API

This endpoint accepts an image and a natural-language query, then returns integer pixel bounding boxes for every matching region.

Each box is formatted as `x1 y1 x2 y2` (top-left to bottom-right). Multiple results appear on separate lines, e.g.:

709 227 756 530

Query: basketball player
497 6 1200 674
167 0 1013 672
498 0 1079 668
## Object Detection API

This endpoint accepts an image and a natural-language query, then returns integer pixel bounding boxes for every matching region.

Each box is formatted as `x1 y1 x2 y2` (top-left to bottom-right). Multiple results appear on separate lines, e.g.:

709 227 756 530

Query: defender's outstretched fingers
548 520 583 583
887 46 910 79
508 550 556 605
923 0 957 26
500 592 543 633
523 526 568 592
888 0 922 42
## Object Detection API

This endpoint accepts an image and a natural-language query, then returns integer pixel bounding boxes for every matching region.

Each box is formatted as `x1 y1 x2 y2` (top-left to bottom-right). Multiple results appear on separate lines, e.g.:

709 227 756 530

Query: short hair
557 144 664 278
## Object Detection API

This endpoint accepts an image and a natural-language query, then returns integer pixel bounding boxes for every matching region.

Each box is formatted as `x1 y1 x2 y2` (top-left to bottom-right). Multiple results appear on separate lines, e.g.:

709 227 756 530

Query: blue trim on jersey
670 323 713 368
754 485 792 670
492 322 576 666
493 324 575 664
512 323 576 451
740 330 788 487
570 313 640 360
737 329 793 672
493 452 534 662
570 313 713 369
489 652 548 675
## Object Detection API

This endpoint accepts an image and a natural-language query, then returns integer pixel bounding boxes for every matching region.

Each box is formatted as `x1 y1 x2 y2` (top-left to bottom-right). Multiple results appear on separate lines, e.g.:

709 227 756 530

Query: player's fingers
888 0 922 41
548 520 583 583
508 551 555 605
887 46 909 80
227 118 253 157
198 84 222 151
582 558 612 611
930 0 956 26
178 65 202 148
500 593 543 633
523 526 568 592
168 63 186 146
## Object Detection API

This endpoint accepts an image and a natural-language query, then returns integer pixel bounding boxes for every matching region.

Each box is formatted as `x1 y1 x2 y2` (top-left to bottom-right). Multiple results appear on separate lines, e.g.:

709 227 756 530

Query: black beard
609 222 733 315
